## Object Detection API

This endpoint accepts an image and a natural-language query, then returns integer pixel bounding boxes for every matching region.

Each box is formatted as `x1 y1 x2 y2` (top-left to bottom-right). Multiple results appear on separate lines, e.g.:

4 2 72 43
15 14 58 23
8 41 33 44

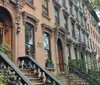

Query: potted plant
46 58 54 68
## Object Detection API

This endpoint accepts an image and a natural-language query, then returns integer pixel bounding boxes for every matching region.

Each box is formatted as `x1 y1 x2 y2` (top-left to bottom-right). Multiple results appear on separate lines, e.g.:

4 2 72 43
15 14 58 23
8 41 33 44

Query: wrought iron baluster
40 69 44 82
19 59 23 69
35 66 39 76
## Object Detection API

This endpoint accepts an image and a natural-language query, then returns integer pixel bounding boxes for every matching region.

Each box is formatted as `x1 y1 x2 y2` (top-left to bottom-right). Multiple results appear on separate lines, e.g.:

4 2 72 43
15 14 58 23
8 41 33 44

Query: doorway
0 7 12 59
57 39 64 72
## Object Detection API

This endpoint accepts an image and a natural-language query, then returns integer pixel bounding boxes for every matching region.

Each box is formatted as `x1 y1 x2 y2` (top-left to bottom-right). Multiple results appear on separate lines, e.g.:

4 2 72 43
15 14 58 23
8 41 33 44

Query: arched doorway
0 7 12 59
57 39 64 72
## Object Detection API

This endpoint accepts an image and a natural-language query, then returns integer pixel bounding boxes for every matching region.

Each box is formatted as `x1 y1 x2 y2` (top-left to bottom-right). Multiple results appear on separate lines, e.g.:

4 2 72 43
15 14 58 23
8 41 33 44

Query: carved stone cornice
70 16 76 23
62 8 70 17
22 11 39 31
2 0 10 5
54 26 67 44
53 0 61 9
41 23 53 38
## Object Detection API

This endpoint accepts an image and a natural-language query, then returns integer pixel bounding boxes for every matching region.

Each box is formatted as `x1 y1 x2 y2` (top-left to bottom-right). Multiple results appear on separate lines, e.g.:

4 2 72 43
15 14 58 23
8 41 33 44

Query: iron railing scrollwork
18 56 63 85
0 51 33 85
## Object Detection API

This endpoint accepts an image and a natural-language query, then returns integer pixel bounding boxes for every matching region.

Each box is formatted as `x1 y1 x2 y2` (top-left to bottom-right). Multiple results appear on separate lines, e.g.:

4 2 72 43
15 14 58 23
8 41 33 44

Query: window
82 3 85 13
69 2 73 15
74 47 78 59
80 13 83 25
67 44 71 59
85 34 88 46
89 39 92 49
54 7 60 25
71 21 75 38
76 26 80 41
44 32 51 58
42 0 49 16
64 15 68 31
85 22 87 31
80 30 84 42
75 7 78 20
62 0 66 7
27 0 33 4
25 23 34 56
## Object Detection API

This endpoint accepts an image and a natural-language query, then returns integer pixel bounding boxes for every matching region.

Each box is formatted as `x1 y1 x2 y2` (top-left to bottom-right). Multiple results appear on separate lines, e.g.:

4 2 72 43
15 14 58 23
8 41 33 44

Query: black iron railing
0 51 33 85
18 56 63 85
57 63 99 85
68 64 99 85
58 63 100 85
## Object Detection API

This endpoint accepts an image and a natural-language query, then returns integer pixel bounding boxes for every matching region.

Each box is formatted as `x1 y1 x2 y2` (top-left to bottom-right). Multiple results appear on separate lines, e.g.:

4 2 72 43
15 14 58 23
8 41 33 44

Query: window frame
62 0 66 8
27 0 33 5
25 22 35 57
44 32 51 59
54 7 60 25
64 15 68 31
71 21 75 38
42 0 49 16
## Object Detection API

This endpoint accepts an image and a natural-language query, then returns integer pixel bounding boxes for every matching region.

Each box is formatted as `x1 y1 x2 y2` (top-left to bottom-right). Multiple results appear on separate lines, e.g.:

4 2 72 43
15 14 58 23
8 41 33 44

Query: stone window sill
42 12 51 20
45 67 55 71
26 2 36 10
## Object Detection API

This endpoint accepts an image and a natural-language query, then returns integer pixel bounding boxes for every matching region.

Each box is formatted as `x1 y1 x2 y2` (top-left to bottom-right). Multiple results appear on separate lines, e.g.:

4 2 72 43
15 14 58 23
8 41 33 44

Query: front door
0 22 11 44
0 23 6 44
57 39 64 72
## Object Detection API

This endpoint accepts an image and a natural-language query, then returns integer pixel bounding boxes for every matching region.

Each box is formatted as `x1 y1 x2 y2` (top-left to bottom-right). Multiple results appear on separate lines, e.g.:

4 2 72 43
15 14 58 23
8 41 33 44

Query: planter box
46 63 54 68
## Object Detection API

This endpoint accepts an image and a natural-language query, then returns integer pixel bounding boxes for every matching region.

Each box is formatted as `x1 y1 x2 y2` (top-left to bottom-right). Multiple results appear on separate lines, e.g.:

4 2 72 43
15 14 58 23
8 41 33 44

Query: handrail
18 56 63 85
0 51 33 85
66 63 99 85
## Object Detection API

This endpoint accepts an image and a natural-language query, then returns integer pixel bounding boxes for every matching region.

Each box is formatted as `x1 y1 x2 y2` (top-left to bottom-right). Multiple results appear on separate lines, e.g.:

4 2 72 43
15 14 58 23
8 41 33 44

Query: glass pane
25 23 34 56
27 0 33 4
42 0 47 7
44 32 50 57
44 33 49 50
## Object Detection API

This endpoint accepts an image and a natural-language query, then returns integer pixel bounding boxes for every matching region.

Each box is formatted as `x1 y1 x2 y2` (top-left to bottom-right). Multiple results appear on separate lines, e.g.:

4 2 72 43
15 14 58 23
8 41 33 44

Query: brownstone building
0 0 100 85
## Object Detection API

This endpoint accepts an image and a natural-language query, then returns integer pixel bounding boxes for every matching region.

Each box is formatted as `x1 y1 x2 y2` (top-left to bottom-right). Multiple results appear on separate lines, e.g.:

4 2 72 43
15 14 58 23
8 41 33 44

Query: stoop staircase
21 68 44 85
0 52 63 85
66 73 89 85
58 73 89 85
57 63 99 85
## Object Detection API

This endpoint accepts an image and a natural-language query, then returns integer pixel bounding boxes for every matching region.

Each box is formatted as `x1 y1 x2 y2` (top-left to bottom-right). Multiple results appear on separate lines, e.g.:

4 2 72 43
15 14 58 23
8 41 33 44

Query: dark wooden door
57 39 64 72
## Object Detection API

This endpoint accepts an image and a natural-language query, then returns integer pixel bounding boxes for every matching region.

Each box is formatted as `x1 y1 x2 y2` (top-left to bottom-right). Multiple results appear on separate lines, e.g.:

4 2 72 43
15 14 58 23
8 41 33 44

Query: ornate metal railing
0 51 33 85
18 56 63 85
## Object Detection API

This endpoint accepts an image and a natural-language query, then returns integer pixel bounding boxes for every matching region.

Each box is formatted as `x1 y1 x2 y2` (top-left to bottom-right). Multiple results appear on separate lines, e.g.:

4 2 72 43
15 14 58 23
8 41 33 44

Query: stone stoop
21 69 45 85
58 73 89 85
66 73 89 85
59 74 69 85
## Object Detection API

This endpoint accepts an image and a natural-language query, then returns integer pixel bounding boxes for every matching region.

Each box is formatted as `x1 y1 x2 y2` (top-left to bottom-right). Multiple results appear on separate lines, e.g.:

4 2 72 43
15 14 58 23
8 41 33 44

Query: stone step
24 72 38 77
21 69 45 85
21 69 35 73
70 81 89 85
34 83 44 85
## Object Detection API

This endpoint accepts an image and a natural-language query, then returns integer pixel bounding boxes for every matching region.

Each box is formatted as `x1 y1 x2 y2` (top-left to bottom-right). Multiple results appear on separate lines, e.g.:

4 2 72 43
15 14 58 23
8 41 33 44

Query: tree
78 0 100 11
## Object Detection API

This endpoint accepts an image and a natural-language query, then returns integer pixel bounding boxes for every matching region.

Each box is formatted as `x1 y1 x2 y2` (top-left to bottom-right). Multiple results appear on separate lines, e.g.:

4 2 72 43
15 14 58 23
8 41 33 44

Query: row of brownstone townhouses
0 0 100 85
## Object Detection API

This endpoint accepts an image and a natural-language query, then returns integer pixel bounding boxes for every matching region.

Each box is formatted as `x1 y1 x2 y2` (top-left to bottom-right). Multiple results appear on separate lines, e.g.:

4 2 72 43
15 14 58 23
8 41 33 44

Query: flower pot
46 63 54 68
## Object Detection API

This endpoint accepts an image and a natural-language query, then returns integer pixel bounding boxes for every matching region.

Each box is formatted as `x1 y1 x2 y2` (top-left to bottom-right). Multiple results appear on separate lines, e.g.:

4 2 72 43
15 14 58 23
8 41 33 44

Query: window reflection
25 23 34 56
27 0 33 4
44 32 51 58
